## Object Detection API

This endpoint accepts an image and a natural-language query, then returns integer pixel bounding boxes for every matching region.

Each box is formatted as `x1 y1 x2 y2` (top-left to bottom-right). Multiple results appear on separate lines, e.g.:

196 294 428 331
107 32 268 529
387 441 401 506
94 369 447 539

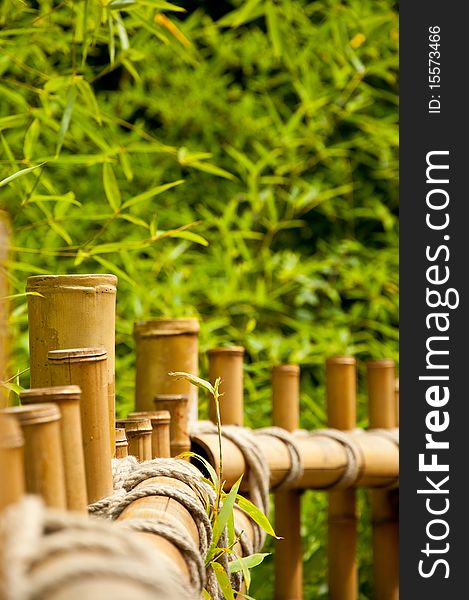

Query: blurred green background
0 0 398 597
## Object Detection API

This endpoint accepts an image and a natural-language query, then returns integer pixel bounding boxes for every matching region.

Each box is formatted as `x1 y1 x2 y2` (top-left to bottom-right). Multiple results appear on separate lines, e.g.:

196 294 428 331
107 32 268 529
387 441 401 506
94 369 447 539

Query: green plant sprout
169 371 274 599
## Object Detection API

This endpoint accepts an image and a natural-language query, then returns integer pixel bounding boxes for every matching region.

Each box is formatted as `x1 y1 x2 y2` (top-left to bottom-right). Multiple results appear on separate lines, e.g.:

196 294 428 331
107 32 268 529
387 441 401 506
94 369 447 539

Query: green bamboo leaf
49 220 73 245
210 562 234 600
202 590 211 600
229 552 251 590
0 163 46 189
56 87 77 156
77 80 102 125
108 14 116 64
188 161 236 181
109 0 136 9
168 372 215 396
229 553 270 574
0 114 27 131
1 381 24 395
23 119 40 160
265 1 282 58
103 163 122 211
138 0 186 11
27 192 80 207
166 230 208 246
117 214 149 228
93 256 138 288
212 476 242 547
122 180 184 209
236 495 279 538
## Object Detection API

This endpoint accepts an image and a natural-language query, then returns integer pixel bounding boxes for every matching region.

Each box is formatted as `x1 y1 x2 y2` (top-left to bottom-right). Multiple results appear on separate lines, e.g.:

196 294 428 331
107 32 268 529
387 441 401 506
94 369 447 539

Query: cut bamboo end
128 410 171 458
0 412 25 512
207 346 245 426
2 404 66 509
326 356 357 430
27 274 117 452
134 318 199 422
48 348 113 504
20 385 88 513
153 395 190 458
116 418 153 462
115 427 129 458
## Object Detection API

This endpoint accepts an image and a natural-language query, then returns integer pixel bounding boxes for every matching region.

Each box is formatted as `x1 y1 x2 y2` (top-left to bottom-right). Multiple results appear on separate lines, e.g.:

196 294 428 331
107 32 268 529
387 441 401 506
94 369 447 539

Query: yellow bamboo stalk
48 348 113 504
272 364 303 600
128 411 171 458
326 356 357 600
2 404 66 509
115 418 152 462
153 395 190 458
367 359 399 600
134 318 199 422
20 385 88 513
26 274 117 451
115 427 129 458
0 412 25 512
207 347 245 426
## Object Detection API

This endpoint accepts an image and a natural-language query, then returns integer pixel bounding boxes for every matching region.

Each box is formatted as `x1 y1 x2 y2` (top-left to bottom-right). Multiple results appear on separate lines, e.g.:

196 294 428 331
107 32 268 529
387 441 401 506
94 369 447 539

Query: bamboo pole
134 318 199 422
153 395 190 457
272 364 303 600
326 356 357 600
191 429 398 491
0 413 25 512
48 348 113 504
0 211 10 409
367 359 399 600
128 411 171 458
207 347 245 426
115 418 152 462
26 274 117 451
2 404 66 509
20 385 88 513
115 427 129 458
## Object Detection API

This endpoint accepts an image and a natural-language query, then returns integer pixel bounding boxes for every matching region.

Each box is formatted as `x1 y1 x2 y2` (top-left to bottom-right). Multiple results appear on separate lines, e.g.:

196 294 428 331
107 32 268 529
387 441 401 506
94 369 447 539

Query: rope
0 496 193 600
306 429 365 489
89 457 240 599
257 426 303 488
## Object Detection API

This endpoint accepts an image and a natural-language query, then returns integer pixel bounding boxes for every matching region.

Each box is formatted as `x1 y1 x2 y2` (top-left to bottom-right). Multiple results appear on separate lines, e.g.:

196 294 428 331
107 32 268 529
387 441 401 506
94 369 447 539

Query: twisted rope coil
89 457 240 599
0 496 192 600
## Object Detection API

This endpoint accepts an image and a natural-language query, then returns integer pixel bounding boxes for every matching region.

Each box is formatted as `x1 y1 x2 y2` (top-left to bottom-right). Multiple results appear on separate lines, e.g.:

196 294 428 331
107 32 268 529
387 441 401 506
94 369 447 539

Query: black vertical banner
401 2 468 597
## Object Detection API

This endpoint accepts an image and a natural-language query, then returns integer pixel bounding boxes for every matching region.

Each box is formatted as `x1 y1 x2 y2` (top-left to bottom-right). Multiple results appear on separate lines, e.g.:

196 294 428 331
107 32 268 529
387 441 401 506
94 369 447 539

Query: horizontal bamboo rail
191 428 398 491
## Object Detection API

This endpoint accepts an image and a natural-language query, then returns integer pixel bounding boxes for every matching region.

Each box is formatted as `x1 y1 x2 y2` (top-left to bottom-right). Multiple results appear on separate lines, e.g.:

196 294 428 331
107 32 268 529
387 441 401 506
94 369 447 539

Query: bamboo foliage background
0 0 398 596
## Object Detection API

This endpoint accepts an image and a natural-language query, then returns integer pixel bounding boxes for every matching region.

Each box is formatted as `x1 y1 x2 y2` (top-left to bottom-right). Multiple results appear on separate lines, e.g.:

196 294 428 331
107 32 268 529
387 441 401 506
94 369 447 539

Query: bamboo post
20 385 88 513
134 318 199 422
207 346 245 426
2 404 66 509
0 413 25 512
129 410 171 458
326 356 357 600
153 395 190 457
26 274 117 451
115 418 152 462
272 364 303 600
367 359 399 600
0 212 10 409
48 348 113 504
115 427 129 458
